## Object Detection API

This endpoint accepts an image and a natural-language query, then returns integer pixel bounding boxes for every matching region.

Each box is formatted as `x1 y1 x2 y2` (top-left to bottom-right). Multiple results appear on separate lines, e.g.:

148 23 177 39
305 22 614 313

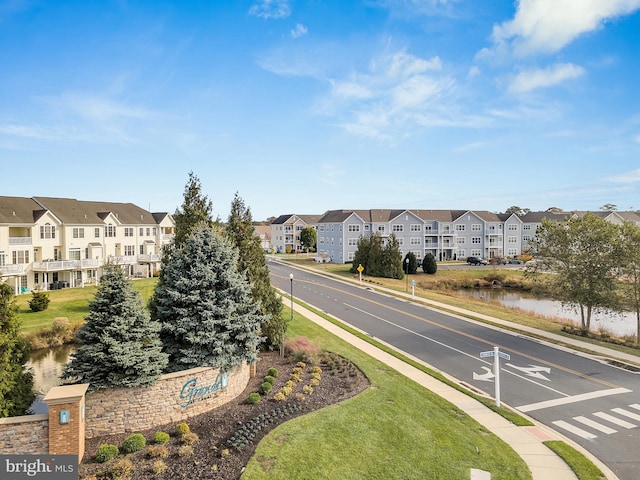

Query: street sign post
478 346 510 407
357 264 364 284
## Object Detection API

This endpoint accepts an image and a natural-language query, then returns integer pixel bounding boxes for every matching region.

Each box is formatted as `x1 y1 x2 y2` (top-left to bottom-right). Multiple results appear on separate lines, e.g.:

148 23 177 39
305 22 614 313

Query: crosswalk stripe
593 412 637 429
612 408 640 422
552 420 598 439
629 404 640 412
573 416 617 434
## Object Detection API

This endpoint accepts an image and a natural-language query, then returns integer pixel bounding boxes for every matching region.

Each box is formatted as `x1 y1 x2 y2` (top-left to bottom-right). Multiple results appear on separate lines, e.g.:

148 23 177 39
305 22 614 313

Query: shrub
29 291 50 312
303 385 313 395
151 460 167 474
310 378 320 387
280 385 293 397
110 459 134 480
175 422 190 436
247 392 261 404
267 367 279 378
121 433 146 454
296 361 306 369
180 432 199 445
153 431 170 444
263 375 276 385
178 445 194 457
292 367 303 375
273 392 286 402
95 443 119 463
310 366 322 374
146 445 168 459
259 382 273 394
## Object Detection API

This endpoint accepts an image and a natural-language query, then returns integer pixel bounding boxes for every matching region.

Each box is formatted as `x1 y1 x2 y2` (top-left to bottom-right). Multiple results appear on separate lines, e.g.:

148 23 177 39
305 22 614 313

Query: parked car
489 256 507 265
466 256 488 265
508 258 524 264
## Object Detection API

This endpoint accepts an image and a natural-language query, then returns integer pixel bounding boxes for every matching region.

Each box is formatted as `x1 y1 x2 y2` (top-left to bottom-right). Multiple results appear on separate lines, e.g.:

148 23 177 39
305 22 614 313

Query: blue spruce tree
154 224 266 373
62 264 168 391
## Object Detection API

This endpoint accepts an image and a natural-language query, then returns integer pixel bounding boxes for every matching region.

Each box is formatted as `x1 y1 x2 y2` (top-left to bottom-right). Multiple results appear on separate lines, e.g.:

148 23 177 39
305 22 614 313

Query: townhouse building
313 208 640 264
270 214 322 253
0 196 175 294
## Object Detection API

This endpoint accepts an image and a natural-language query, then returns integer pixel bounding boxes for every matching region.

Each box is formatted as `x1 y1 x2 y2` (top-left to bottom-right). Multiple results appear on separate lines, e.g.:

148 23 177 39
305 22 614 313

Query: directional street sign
480 350 510 360
474 346 510 407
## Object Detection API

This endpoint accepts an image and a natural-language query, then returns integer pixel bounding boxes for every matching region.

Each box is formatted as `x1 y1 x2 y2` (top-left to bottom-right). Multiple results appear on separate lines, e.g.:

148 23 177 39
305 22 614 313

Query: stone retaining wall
85 362 250 438
0 414 49 454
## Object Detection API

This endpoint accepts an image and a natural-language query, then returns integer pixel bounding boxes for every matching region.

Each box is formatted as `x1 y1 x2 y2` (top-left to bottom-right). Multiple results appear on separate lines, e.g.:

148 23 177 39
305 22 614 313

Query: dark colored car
489 256 507 265
508 258 524 264
466 256 488 265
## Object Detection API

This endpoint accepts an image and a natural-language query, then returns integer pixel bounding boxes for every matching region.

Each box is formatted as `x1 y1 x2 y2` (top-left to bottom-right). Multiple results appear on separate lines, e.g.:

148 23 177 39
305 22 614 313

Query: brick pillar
249 362 257 378
43 384 90 460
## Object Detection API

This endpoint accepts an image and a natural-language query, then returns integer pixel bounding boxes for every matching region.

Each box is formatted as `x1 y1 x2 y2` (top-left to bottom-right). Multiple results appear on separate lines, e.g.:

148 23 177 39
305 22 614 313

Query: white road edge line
517 387 632 412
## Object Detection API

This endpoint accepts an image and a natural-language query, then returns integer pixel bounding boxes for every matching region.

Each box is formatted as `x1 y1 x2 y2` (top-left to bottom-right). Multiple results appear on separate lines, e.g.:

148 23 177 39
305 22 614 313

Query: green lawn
15 278 157 332
242 312 532 480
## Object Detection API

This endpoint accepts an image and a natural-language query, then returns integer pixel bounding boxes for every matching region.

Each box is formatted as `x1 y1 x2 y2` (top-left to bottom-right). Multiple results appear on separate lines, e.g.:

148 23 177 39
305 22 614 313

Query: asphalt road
268 260 640 480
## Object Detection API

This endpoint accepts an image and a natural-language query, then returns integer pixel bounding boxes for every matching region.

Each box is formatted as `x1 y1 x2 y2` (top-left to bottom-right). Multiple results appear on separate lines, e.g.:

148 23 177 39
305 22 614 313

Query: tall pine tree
62 265 167 392
154 223 265 373
224 193 284 350
172 171 217 249
0 283 35 417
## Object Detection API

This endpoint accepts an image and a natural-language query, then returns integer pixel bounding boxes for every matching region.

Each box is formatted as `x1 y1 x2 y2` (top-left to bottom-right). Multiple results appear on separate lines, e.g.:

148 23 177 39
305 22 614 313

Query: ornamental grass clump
121 433 146 454
95 444 119 463
110 459 134 480
151 460 167 475
180 432 200 445
146 445 168 459
175 422 190 436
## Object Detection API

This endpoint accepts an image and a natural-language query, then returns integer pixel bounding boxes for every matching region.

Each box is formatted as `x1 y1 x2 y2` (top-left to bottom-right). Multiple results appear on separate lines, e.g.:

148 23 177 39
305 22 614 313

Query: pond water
456 289 638 338
26 344 74 414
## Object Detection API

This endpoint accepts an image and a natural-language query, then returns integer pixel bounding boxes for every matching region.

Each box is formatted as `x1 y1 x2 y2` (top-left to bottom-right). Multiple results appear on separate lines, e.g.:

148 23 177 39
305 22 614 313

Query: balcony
108 255 137 265
9 237 32 246
161 234 174 243
33 259 100 271
138 253 162 263
0 264 25 276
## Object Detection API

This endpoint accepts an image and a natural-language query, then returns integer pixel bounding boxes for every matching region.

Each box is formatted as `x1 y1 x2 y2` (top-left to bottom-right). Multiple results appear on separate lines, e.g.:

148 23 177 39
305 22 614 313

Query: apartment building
0 196 175 294
314 208 640 264
270 214 322 253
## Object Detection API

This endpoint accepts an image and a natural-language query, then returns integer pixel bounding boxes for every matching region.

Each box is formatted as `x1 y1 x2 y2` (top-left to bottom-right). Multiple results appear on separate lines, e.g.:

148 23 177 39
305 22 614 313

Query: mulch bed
79 350 370 480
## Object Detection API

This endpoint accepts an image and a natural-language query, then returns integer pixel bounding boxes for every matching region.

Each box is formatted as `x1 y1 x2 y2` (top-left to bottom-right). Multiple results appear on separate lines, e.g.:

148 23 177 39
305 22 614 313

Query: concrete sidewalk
289 300 620 480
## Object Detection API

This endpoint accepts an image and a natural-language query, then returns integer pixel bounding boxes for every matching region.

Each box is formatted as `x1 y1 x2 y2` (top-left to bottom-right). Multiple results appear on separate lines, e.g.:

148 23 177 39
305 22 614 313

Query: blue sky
1 0 640 221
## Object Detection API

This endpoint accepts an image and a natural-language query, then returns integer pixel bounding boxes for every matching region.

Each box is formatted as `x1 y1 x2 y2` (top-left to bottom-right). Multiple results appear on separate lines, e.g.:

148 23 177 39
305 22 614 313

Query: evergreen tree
173 171 217 248
224 193 284 350
62 265 167 392
154 224 266 373
0 283 35 417
404 252 418 275
382 234 404 279
422 253 438 274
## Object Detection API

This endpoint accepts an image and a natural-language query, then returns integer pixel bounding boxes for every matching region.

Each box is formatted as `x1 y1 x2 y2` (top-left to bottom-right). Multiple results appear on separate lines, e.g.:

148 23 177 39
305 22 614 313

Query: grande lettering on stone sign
179 373 229 408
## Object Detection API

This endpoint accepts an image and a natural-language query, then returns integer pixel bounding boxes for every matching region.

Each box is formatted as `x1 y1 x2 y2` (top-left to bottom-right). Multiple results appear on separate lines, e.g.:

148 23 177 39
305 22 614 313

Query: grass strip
543 441 606 480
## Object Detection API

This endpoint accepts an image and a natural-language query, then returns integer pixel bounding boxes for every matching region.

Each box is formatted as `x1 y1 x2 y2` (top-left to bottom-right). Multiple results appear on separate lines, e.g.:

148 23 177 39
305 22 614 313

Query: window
508 248 518 256
425 225 432 232
455 224 465 231
410 224 422 232
105 224 116 237
124 227 134 237
364 225 369 231
69 248 81 260
95 227 100 238
348 238 358 246
34 272 39 284
471 224 481 231
508 224 518 231
20 276 27 290
124 245 135 256
377 225 385 232
72 228 84 239
40 223 56 239
319 225 325 232
152 228 157 236
0 251 4 266
410 237 421 245
508 236 517 243
140 245 144 254
12 250 29 264
397 238 404 245
348 251 355 261
140 227 144 236
471 237 481 244
456 237 465 244
523 225 531 230
471 249 481 257
523 235 531 242
392 224 403 232
348 224 360 232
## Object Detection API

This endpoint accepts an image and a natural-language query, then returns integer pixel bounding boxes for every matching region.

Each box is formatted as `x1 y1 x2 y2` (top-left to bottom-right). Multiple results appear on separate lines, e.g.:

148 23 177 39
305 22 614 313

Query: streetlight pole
289 273 294 323
405 257 409 293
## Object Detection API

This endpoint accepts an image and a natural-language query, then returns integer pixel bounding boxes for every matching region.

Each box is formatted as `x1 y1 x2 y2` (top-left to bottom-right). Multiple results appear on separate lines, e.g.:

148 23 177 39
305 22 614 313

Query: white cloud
291 23 307 38
489 0 640 56
248 0 291 19
43 92 154 122
608 168 640 183
508 63 585 93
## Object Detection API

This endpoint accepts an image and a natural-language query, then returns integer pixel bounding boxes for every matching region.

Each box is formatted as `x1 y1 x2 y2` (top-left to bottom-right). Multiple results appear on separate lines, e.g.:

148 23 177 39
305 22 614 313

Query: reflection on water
26 344 74 414
457 289 637 338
